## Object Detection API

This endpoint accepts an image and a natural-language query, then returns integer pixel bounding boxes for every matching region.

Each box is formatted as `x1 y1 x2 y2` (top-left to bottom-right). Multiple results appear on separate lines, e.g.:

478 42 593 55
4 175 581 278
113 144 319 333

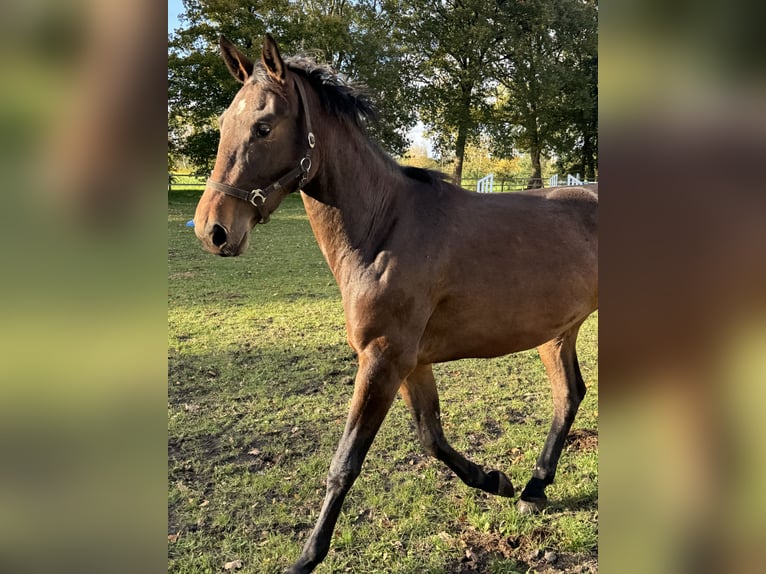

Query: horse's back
516 183 598 203
544 183 598 201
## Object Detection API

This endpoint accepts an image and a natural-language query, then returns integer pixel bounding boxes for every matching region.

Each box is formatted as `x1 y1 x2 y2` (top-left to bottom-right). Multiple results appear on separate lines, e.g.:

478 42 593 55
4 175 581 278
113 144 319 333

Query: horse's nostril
211 224 228 247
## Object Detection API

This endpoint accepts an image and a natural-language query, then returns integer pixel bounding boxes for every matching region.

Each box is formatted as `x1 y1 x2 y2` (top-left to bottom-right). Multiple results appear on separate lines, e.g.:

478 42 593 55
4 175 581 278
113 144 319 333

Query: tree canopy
169 0 417 173
168 0 597 184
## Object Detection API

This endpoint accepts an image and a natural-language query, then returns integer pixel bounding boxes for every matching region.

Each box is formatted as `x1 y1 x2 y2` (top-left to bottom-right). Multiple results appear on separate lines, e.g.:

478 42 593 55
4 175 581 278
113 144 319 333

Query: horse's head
194 34 315 256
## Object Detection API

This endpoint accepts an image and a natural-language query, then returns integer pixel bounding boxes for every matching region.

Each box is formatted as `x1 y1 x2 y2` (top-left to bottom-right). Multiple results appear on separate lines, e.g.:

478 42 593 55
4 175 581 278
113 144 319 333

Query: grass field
168 189 598 574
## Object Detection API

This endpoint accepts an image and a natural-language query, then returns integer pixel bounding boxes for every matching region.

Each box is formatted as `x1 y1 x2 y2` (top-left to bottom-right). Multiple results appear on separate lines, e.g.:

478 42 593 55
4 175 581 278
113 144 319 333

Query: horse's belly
417 295 595 364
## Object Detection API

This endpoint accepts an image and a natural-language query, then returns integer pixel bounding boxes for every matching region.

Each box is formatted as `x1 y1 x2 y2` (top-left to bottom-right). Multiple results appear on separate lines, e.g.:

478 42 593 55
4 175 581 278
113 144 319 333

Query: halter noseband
205 76 316 224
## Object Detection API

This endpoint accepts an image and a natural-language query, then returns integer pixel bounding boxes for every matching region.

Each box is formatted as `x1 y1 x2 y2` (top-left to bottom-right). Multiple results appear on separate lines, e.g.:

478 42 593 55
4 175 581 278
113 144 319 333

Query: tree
489 0 598 186
168 1 597 183
391 0 505 185
549 7 598 181
169 0 417 173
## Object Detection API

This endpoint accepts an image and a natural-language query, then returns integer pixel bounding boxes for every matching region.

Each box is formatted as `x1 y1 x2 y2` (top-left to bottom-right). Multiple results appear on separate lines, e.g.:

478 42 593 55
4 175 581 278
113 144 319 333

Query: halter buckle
248 189 267 205
307 132 316 149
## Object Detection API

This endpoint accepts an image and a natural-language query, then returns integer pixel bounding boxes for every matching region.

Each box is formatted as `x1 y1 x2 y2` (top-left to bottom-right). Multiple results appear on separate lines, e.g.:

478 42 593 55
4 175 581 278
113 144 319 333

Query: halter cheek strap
206 76 316 224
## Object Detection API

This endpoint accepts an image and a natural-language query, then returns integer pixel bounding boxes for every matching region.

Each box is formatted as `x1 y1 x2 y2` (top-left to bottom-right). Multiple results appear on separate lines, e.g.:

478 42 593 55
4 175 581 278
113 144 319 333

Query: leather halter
205 77 316 224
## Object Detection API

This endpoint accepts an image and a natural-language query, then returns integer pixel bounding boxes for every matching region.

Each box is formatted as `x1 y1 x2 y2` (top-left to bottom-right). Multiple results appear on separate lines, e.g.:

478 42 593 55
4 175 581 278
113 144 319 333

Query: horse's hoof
517 496 548 514
487 470 515 497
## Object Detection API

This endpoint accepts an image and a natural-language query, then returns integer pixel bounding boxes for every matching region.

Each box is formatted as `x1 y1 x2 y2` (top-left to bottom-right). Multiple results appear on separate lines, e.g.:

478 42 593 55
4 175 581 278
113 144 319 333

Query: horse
193 34 598 574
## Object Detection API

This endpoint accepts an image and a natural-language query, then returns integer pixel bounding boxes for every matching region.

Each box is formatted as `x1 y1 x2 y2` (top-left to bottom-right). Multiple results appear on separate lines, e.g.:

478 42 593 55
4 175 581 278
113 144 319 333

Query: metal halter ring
300 157 312 173
307 132 316 149
248 189 267 205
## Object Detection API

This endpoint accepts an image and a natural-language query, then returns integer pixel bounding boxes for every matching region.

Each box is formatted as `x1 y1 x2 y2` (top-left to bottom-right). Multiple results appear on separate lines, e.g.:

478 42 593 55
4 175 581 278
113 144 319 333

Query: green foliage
390 0 506 182
168 191 598 573
385 0 597 184
168 0 417 173
460 142 557 181
168 1 597 182
488 0 598 180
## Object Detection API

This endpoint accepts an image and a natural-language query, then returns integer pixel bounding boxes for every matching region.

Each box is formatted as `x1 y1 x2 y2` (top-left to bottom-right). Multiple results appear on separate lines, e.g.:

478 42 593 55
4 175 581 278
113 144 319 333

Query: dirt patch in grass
447 527 597 573
565 428 598 452
482 418 504 439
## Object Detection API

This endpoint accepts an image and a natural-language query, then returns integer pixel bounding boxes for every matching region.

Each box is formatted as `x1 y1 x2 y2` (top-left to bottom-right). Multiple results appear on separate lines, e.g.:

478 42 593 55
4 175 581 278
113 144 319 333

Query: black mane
400 166 449 184
252 55 443 184
283 57 377 128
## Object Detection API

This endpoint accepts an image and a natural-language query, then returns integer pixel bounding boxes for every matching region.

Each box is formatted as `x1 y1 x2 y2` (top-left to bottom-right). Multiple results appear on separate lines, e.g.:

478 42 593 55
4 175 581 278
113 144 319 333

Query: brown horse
194 35 598 574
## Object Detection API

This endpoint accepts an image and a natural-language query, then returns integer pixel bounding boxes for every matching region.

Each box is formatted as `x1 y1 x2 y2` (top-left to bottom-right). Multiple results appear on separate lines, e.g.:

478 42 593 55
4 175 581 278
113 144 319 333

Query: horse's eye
255 124 271 138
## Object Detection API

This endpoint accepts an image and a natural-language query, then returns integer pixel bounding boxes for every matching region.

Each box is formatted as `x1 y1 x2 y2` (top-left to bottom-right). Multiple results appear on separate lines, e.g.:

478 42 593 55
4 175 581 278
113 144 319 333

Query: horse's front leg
286 341 411 574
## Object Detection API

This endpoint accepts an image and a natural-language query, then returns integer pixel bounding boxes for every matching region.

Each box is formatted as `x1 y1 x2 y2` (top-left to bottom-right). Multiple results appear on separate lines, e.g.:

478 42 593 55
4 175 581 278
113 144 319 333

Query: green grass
168 190 598 573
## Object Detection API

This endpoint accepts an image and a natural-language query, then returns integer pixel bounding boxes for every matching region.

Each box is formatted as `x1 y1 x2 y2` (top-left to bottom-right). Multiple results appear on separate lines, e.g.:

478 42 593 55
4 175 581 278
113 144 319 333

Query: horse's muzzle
195 221 247 257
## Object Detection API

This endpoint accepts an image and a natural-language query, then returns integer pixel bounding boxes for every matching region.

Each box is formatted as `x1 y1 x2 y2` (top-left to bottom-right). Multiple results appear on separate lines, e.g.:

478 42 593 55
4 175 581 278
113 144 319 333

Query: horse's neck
301 123 401 282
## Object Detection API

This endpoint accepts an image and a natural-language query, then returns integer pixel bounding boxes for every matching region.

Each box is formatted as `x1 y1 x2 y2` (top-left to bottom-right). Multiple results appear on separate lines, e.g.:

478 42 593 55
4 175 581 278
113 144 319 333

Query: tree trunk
453 122 468 186
582 122 596 181
528 139 542 189
452 82 474 187
524 88 543 189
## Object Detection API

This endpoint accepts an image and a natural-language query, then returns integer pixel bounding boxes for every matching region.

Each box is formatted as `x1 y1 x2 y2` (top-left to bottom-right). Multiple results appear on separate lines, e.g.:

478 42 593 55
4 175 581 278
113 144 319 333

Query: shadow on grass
168 340 356 402
168 339 356 471
548 489 598 513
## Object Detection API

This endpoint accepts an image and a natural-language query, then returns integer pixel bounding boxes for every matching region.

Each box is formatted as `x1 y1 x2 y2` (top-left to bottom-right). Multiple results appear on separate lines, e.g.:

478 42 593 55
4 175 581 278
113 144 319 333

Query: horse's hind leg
400 364 514 497
518 322 587 514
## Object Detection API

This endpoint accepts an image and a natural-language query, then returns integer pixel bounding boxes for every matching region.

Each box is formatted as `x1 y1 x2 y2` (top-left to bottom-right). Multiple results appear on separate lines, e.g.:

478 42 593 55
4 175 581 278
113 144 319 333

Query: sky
168 0 184 35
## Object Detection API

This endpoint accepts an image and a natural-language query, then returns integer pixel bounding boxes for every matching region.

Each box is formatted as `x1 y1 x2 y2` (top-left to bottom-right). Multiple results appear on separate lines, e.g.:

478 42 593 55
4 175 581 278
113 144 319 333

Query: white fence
549 173 596 187
476 173 494 193
472 172 596 192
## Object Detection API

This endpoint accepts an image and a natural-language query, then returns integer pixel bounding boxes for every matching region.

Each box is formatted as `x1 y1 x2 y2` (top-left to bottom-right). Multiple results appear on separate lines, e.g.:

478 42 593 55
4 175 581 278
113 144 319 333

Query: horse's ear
261 34 286 84
219 36 253 84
